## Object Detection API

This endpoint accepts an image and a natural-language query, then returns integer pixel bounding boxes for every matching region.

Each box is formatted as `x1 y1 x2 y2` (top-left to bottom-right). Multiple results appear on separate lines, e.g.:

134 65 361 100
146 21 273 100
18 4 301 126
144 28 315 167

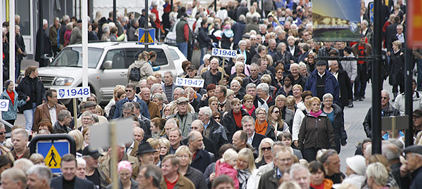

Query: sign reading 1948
212 48 237 58
176 78 205 88
56 87 91 99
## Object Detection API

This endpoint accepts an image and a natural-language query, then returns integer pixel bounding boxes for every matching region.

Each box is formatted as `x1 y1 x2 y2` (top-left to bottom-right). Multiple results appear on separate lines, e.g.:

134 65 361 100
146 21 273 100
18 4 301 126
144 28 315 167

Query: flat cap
177 97 189 104
404 145 422 155
316 60 327 66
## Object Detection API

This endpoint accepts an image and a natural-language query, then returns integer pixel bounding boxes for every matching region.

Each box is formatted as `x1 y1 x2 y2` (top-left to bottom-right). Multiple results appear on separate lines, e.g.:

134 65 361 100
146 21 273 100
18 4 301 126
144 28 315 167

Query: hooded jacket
298 113 336 149
127 60 154 82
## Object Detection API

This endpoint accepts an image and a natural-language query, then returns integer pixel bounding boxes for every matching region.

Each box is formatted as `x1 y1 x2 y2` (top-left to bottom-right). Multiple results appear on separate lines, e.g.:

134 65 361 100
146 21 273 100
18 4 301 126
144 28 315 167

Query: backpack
129 67 141 81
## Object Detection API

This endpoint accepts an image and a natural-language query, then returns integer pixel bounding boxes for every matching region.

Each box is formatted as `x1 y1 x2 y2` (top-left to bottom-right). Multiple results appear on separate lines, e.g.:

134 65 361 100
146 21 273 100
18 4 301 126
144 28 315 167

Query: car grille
39 76 55 86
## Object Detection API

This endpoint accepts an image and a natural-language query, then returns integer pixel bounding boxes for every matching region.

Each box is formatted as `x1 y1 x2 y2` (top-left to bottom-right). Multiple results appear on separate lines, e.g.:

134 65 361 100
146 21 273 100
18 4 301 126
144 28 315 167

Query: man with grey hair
382 140 404 188
115 12 124 36
59 15 70 47
169 97 197 137
78 111 95 132
363 90 399 138
13 158 34 174
290 163 311 189
233 15 247 48
182 120 217 156
241 116 265 150
35 19 52 66
188 130 212 173
1 168 26 189
69 19 82 45
26 165 53 189
11 128 29 160
198 107 228 149
53 110 72 133
242 64 261 88
257 83 274 108
202 58 222 89
137 164 163 189
162 71 176 102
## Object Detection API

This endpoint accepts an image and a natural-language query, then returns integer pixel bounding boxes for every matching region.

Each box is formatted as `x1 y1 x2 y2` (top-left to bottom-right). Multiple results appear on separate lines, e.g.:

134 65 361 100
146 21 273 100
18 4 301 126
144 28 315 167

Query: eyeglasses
257 113 266 115
214 117 221 120
381 97 388 100
239 59 245 60
261 147 271 151
125 90 133 92
0 132 4 135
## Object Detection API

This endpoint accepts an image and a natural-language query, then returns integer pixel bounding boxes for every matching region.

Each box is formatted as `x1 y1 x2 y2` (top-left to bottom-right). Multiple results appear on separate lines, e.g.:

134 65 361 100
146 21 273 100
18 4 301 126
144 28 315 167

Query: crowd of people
1 0 422 188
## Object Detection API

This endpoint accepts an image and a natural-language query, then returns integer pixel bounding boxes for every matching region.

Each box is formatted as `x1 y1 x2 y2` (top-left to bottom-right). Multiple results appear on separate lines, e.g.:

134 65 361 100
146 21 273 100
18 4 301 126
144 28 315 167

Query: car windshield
49 47 103 68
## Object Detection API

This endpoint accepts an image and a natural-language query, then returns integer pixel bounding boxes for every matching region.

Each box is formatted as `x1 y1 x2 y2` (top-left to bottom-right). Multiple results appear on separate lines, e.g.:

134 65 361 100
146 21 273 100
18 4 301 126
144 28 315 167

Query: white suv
28 42 186 104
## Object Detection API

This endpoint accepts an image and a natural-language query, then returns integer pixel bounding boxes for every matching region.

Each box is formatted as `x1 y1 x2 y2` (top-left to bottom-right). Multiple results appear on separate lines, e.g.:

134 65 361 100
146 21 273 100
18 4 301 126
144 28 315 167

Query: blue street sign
138 28 155 44
37 141 70 173
369 3 374 23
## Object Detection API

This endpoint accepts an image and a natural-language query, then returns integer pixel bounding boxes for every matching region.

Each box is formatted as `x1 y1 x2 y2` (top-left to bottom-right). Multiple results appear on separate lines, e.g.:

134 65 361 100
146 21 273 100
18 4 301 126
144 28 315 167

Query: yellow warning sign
139 33 154 43
45 145 61 168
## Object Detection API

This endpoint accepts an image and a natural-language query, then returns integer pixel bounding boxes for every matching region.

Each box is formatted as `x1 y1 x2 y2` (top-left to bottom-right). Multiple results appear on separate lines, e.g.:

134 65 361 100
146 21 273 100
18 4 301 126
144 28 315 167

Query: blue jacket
232 21 246 45
305 69 340 103
113 97 150 119
1 90 26 120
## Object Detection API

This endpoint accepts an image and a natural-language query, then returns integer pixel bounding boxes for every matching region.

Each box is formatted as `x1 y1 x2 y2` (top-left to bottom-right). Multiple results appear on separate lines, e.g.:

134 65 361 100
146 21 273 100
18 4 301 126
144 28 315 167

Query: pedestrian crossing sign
37 141 70 173
138 28 155 44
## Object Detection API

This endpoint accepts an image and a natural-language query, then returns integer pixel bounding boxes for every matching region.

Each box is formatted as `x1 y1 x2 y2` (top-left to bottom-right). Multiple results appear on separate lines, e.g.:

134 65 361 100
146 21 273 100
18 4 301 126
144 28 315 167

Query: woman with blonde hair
68 130 84 154
255 138 274 168
365 162 390 189
175 146 207 189
236 148 257 189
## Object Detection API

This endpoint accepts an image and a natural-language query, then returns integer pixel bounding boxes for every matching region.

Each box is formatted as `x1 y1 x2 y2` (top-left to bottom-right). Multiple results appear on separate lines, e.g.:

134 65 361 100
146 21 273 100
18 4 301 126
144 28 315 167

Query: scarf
283 85 292 95
255 120 268 136
242 104 255 116
238 169 251 189
310 110 322 118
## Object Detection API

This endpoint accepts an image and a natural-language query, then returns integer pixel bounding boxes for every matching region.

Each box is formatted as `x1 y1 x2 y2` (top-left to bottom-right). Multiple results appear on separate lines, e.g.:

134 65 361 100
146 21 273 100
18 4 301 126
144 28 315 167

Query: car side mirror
103 61 112 69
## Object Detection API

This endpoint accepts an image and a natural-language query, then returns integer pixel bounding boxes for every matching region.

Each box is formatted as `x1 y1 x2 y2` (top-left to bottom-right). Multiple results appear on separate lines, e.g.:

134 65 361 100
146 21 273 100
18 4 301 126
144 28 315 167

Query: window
125 48 169 67
103 49 126 69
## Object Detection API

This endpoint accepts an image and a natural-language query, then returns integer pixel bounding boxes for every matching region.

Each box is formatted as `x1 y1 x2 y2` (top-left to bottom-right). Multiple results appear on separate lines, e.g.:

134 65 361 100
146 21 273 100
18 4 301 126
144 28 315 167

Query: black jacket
273 51 294 66
51 176 95 189
237 49 252 65
326 104 347 153
389 49 405 86
385 23 399 51
16 76 46 111
257 168 279 189
251 133 266 151
363 103 399 138
35 28 52 62
298 113 336 150
232 21 246 45
293 74 307 89
191 149 213 173
206 119 229 149
182 136 217 156
221 109 250 142
334 69 352 109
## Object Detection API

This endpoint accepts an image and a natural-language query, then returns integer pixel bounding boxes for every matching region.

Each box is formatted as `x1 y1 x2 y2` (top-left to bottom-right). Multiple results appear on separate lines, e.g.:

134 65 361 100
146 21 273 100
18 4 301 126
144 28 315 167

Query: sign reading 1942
212 48 237 58
56 87 91 99
176 78 205 88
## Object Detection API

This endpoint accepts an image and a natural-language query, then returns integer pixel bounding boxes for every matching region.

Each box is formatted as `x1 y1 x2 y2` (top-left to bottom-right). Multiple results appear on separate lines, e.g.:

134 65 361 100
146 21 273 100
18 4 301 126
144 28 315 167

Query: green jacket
175 19 192 43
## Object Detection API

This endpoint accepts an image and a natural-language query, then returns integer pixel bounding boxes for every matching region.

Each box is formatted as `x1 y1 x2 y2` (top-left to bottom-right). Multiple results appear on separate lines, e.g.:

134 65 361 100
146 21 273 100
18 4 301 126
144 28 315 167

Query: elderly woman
230 80 245 100
276 74 294 97
366 162 390 189
230 62 247 81
242 94 256 117
298 97 336 162
231 54 251 75
389 40 405 99
309 161 334 188
101 24 111 41
175 146 207 189
367 154 399 188
255 107 276 140
150 118 166 138
273 42 294 68
236 148 257 189
254 138 274 168
106 161 138 189
321 93 347 153
222 98 250 139
267 106 289 136
64 22 73 46
272 65 285 91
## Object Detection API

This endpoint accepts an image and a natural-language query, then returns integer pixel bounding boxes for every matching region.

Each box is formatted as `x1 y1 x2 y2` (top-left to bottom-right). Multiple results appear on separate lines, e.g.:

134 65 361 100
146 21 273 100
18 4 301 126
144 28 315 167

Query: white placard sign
212 48 237 58
56 87 91 99
0 100 9 111
176 77 205 88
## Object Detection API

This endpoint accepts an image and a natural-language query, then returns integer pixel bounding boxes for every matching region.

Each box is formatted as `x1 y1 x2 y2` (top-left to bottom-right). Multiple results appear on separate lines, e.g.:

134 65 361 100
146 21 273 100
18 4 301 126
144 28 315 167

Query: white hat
346 155 366 175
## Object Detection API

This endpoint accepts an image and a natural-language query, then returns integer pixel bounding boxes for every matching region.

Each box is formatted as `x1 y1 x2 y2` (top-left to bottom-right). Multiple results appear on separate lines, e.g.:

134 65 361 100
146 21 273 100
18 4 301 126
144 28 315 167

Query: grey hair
66 22 74 30
164 71 173 77
81 111 93 120
141 164 163 187
250 63 259 69
58 110 71 122
12 128 29 140
328 60 337 67
191 120 204 129
173 87 185 95
289 163 310 179
1 168 26 188
26 165 52 187
361 20 368 26
241 116 255 126
0 122 4 129
322 93 334 101
200 107 213 119
102 25 110 33
238 40 247 47
188 131 200 142
298 62 307 69
257 83 269 94
165 119 178 127
63 15 70 22
116 12 123 18
14 158 34 175
381 142 400 161
381 90 390 99
230 80 240 87
235 62 244 70
150 83 162 94
152 93 164 101
366 162 388 186
123 102 134 111
239 14 246 22
76 157 86 167
131 101 141 110
246 83 257 90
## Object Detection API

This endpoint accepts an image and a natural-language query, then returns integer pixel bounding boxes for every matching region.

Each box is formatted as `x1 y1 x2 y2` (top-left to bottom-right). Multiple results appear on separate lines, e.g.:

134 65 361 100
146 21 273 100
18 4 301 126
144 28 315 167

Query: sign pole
220 58 225 84
145 0 149 51
73 98 78 129
110 121 118 189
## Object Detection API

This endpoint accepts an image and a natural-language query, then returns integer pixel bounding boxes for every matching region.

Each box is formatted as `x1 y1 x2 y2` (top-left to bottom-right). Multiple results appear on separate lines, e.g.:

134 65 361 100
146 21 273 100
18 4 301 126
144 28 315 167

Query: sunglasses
261 147 271 151
273 111 280 114
0 132 4 135
125 90 133 92
381 97 388 100
214 117 221 119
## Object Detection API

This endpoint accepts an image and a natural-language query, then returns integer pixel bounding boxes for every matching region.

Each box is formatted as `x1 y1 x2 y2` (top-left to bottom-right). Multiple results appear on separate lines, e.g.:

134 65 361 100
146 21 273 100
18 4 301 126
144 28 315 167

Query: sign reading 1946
176 78 205 88
212 48 237 58
56 87 91 99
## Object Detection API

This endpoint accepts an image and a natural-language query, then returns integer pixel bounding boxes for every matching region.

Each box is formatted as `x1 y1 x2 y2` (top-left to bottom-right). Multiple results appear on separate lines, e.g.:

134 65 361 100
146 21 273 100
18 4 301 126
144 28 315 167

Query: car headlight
53 77 74 86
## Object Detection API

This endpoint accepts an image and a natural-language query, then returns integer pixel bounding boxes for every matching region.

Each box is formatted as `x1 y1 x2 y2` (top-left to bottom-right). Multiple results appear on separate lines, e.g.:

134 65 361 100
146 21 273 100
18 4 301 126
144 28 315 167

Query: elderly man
403 145 422 189
132 142 156 179
258 144 295 189
329 60 352 109
187 130 213 173
198 107 228 149
202 58 222 89
78 111 95 132
69 20 82 45
82 146 110 188
140 88 161 119
251 45 267 64
162 71 176 102
232 130 248 151
182 120 217 155
290 63 307 88
290 163 312 189
394 79 422 116
51 154 94 188
11 128 29 160
242 64 261 88
215 85 231 112
76 158 86 179
159 155 195 189
382 141 405 188
113 83 150 119
168 128 183 154
363 90 400 138
1 168 26 189
242 116 266 151
257 83 274 107
305 60 340 103
33 89 67 131
137 164 163 189
319 149 344 184
127 127 144 157
26 165 53 189
169 97 197 137
53 110 72 133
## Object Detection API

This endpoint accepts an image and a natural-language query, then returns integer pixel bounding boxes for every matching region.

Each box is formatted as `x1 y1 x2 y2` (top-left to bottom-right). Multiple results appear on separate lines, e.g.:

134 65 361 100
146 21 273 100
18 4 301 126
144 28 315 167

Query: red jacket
151 8 161 27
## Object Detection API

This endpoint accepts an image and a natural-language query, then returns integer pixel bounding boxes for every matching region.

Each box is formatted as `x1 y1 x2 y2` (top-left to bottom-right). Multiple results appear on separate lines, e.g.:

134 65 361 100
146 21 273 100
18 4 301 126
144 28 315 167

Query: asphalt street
14 59 394 173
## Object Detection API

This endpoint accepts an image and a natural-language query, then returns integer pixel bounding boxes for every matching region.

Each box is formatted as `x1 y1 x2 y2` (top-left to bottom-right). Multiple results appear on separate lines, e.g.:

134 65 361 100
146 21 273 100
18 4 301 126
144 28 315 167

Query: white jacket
394 91 422 116
292 102 308 141
341 54 357 81
247 167 268 189
341 174 366 189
